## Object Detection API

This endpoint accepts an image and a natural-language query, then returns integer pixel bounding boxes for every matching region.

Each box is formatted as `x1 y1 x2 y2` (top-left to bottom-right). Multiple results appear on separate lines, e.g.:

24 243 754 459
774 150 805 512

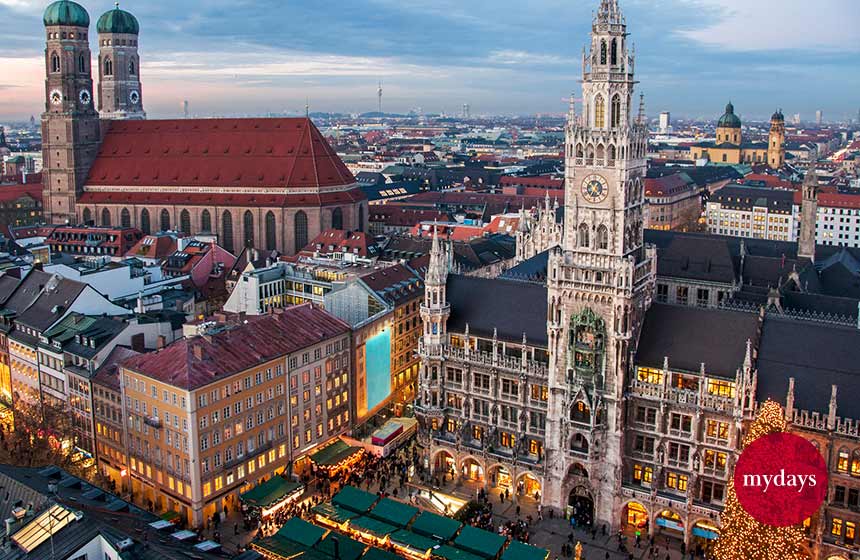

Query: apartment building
705 184 796 241
118 304 351 527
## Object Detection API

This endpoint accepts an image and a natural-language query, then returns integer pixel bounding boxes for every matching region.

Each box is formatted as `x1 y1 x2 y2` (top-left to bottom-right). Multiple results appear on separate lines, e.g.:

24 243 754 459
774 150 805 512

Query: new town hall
416 2 860 559
40 1 366 254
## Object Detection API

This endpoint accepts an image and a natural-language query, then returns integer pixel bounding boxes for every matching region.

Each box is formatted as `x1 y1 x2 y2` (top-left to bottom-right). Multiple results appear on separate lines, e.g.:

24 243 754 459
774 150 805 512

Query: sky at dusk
0 0 858 121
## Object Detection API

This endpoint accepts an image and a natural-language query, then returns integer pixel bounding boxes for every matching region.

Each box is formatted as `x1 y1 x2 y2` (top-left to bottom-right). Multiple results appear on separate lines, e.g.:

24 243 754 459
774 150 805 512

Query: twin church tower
41 0 144 223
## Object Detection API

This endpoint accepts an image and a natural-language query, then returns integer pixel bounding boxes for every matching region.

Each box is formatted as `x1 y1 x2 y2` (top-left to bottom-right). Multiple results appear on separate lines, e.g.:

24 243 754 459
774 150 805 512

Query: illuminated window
500 432 515 448
633 464 642 481
594 95 605 128
637 367 663 385
473 426 483 440
832 518 843 536
678 475 688 492
203 482 211 497
643 466 653 483
838 449 849 473
707 379 735 397
667 472 677 488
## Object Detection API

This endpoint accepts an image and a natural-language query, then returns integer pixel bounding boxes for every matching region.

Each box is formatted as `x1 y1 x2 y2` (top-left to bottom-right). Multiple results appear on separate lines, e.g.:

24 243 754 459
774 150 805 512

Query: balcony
435 344 549 378
629 380 735 413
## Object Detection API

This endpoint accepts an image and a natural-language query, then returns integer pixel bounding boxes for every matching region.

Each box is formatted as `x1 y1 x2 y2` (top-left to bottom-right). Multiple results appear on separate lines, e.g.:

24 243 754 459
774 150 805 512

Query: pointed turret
426 224 449 287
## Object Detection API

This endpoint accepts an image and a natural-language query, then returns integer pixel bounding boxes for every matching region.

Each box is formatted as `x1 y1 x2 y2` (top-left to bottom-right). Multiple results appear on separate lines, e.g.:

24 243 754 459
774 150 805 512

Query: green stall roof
252 535 309 559
389 529 438 554
453 525 507 559
362 547 404 560
350 516 398 538
276 517 327 548
369 497 419 528
310 439 363 467
314 532 367 560
313 502 360 524
501 540 549 560
240 476 303 508
332 485 378 514
411 511 463 542
434 544 485 560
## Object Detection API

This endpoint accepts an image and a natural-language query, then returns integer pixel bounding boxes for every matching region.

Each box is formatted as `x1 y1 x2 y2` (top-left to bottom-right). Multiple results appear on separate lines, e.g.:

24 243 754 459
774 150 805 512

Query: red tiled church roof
85 117 357 190
77 189 364 207
121 303 350 390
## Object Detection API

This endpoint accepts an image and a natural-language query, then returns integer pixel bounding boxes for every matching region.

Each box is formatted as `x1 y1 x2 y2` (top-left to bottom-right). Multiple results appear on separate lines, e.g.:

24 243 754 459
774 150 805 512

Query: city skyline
0 0 858 121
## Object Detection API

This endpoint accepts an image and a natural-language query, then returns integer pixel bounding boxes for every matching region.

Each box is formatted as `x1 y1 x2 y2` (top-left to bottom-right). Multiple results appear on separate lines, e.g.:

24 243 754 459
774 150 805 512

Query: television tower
377 80 383 115
463 103 470 119
182 100 189 119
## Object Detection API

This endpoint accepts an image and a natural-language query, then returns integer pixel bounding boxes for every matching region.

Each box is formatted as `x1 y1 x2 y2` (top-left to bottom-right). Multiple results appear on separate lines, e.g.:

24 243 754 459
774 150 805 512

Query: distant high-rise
658 111 670 133
816 109 823 125
463 103 470 119
183 100 189 118
792 113 801 125
377 80 382 115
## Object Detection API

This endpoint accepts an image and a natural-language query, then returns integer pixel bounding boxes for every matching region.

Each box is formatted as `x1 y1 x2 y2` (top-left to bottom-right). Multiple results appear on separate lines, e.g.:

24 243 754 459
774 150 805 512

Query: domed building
690 102 786 169
39 1 367 254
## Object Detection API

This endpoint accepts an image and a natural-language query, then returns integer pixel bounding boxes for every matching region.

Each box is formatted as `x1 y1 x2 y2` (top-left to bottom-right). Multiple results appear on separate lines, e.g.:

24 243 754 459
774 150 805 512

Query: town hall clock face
49 89 63 105
581 174 609 203
129 90 140 105
78 89 91 105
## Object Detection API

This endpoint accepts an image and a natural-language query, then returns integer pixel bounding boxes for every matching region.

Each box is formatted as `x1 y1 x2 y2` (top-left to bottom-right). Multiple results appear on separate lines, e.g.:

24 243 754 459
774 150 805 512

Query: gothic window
82 207 92 224
597 225 609 250
265 211 276 250
294 210 308 253
578 223 589 248
50 52 60 73
243 210 254 248
358 204 365 232
571 433 589 453
140 208 151 234
331 207 343 230
159 209 170 231
222 211 234 253
129 59 136 75
594 95 605 128
575 144 583 158
120 208 131 228
180 210 191 235
600 40 607 65
104 57 113 76
610 38 618 65
201 209 212 232
586 145 594 164
101 208 111 227
596 144 605 161
78 53 86 74
571 401 591 423
610 94 621 128
608 145 616 164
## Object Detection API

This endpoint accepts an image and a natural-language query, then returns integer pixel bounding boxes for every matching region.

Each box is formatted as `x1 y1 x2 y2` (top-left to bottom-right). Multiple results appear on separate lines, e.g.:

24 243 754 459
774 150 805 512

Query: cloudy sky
0 0 858 121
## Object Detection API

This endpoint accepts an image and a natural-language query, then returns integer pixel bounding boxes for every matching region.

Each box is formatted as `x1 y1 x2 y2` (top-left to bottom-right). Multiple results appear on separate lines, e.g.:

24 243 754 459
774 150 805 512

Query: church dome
97 5 139 34
717 102 741 128
771 109 784 122
43 0 90 27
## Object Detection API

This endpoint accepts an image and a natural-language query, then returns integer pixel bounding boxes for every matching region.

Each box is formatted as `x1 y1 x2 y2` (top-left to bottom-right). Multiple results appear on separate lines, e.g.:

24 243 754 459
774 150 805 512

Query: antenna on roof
305 98 309 118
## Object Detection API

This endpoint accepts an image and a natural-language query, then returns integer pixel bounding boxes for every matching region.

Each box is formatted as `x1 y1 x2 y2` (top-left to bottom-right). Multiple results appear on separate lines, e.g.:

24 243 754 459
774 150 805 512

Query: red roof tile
85 117 357 190
121 303 349 390
0 183 42 203
77 188 364 207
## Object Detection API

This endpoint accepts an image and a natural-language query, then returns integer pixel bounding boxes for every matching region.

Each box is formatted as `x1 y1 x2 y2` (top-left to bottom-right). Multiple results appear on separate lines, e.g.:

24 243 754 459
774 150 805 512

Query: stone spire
596 0 624 24
798 168 819 262
426 224 449 286
637 92 646 125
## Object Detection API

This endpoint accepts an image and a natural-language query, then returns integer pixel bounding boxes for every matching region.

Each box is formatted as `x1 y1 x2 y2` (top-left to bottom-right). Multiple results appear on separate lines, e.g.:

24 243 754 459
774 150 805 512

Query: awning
195 540 221 552
349 515 397 538
501 540 549 560
368 497 418 528
104 499 129 512
452 526 506 559
251 535 308 559
410 511 462 542
240 476 303 509
148 519 175 530
389 529 437 554
276 517 327 548
171 530 197 541
332 485 378 514
309 439 363 468
313 502 360 524
361 547 403 560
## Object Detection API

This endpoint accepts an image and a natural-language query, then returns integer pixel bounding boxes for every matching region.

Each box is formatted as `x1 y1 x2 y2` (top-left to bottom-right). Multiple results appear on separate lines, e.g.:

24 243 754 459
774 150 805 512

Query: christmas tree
713 400 809 560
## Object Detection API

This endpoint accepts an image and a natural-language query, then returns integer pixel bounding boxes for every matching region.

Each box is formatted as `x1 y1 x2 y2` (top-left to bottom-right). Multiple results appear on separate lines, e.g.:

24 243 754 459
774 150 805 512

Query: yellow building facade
691 103 785 169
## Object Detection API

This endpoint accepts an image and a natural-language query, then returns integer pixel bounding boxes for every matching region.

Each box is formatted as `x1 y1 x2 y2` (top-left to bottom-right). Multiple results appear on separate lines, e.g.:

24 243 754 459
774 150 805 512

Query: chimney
156 335 166 350
193 344 204 360
130 333 145 353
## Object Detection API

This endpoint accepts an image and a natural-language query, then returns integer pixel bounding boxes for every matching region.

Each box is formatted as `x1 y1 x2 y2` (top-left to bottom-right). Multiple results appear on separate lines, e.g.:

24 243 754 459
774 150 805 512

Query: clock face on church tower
581 174 609 203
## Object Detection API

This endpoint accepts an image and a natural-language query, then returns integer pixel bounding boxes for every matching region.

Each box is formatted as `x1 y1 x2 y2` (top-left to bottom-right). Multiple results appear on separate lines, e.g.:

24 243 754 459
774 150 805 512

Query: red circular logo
734 432 828 526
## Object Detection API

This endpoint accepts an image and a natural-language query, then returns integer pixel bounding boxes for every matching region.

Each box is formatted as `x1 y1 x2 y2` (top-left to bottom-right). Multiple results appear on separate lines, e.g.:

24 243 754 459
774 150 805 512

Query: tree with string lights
713 400 810 560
